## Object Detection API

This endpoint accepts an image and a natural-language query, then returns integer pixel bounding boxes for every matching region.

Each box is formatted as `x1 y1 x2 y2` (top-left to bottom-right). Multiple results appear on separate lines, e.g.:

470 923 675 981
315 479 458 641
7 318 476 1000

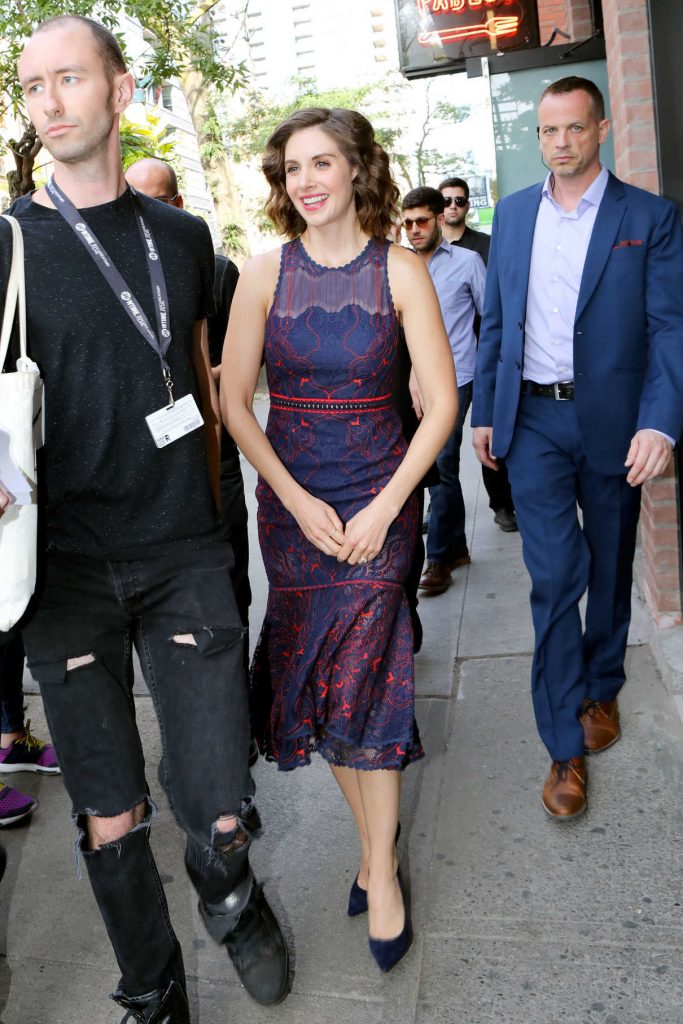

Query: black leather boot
200 871 290 1005
112 979 190 1023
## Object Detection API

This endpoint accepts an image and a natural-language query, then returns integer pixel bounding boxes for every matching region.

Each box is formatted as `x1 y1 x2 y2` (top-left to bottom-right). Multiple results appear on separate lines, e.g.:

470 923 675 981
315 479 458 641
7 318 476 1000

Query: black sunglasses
402 215 435 230
443 196 468 208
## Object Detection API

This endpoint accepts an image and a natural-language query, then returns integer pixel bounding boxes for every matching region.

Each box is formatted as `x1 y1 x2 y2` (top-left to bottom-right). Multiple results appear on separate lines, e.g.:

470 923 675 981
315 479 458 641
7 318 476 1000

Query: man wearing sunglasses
440 177 490 265
402 187 486 596
440 178 517 534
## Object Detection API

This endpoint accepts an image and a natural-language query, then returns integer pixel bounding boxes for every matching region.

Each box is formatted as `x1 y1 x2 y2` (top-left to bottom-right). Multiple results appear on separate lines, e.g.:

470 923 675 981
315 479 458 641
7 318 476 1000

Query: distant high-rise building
213 0 397 94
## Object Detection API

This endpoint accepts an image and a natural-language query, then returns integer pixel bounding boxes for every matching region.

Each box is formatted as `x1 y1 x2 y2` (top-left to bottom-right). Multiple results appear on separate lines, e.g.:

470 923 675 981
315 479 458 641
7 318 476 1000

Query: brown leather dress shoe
418 561 452 595
542 757 587 820
580 699 621 754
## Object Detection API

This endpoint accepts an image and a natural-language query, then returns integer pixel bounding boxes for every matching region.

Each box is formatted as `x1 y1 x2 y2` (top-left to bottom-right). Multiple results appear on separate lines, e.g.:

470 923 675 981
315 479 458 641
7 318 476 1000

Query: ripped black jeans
22 542 256 1000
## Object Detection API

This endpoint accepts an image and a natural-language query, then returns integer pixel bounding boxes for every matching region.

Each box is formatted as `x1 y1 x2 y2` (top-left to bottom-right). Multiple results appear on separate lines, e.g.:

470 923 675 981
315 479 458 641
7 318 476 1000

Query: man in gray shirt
402 187 486 595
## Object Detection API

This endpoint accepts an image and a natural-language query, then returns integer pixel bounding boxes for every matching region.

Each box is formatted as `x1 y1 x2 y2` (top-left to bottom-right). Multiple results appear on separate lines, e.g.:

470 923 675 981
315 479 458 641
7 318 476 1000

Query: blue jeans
0 632 25 734
427 381 473 563
22 541 256 999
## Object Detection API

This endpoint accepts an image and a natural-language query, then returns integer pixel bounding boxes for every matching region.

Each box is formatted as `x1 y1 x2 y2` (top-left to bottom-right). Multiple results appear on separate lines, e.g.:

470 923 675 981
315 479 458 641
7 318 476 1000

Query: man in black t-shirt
439 176 517 533
0 16 288 1020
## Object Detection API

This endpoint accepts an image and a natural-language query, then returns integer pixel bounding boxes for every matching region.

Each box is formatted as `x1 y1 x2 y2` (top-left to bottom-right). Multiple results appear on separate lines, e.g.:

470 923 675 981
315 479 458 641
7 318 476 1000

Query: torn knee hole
172 633 197 647
215 814 239 832
170 626 243 655
213 816 251 855
66 653 96 671
81 800 150 849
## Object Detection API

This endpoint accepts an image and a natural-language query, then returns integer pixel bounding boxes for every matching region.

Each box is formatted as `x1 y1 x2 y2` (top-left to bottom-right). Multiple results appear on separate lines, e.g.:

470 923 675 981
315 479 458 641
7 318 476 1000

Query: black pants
22 541 255 999
482 460 515 514
0 631 25 732
220 452 251 672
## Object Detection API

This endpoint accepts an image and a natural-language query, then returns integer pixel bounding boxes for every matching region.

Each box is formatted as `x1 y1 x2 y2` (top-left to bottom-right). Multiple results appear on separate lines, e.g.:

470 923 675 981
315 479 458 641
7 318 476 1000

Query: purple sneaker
0 720 61 775
0 782 37 826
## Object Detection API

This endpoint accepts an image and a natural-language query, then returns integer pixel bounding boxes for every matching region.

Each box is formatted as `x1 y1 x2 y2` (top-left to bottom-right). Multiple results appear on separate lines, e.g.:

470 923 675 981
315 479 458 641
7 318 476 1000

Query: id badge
145 394 204 448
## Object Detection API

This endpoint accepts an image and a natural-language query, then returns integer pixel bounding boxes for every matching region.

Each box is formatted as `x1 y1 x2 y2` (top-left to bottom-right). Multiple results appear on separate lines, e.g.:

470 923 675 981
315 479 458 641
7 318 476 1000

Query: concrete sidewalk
2 401 682 1024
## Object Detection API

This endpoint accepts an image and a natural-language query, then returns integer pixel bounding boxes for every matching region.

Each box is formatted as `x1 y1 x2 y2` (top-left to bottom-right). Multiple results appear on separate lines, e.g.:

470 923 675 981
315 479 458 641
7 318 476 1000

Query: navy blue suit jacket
472 172 683 475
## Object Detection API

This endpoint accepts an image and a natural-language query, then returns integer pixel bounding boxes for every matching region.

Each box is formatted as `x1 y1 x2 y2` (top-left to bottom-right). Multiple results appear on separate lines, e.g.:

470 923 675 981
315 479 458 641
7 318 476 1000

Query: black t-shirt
207 253 240 462
1 188 219 559
451 225 490 267
207 254 239 365
452 225 490 341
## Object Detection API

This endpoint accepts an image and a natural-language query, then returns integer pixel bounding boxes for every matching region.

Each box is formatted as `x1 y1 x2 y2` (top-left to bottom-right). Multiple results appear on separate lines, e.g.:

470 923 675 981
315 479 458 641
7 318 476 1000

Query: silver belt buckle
554 382 570 401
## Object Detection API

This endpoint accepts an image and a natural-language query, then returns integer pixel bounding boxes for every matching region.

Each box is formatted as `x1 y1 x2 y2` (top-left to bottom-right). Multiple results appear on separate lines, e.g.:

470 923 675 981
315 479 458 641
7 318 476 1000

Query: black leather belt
521 380 574 401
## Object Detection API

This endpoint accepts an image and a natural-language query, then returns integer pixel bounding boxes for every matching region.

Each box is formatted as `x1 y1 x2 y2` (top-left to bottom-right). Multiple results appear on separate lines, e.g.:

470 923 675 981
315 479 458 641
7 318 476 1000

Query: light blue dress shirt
427 239 486 387
524 165 609 384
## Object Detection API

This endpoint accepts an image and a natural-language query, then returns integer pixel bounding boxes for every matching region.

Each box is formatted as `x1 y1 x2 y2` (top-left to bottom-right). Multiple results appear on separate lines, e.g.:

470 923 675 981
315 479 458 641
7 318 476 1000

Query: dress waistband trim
270 393 392 413
270 579 405 593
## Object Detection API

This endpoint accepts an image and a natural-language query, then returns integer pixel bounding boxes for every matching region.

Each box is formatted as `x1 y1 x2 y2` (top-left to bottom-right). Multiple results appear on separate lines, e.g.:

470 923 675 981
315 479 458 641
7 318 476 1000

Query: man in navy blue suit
472 76 683 820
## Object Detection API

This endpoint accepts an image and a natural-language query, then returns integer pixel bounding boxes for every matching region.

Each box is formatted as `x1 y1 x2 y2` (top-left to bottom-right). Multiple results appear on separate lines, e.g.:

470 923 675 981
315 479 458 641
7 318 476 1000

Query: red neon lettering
418 14 520 44
417 0 513 14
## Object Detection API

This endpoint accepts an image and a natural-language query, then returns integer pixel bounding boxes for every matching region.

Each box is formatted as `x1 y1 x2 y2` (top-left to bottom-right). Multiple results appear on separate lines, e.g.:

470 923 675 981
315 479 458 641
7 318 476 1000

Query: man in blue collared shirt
473 76 683 821
402 187 486 596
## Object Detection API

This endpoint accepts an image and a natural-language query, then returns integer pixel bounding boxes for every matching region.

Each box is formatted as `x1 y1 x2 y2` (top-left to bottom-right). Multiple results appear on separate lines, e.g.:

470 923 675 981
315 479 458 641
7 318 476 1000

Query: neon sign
417 0 515 12
417 0 521 47
395 0 540 78
419 17 519 45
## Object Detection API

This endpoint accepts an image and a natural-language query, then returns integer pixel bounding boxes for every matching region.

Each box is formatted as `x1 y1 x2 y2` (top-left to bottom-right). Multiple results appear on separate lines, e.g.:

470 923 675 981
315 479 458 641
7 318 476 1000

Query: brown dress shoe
580 699 621 754
542 757 587 819
418 561 452 595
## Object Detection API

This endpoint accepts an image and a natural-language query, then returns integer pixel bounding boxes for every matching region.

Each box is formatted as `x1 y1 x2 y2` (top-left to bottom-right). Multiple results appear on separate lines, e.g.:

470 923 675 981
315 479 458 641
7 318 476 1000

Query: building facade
238 0 398 93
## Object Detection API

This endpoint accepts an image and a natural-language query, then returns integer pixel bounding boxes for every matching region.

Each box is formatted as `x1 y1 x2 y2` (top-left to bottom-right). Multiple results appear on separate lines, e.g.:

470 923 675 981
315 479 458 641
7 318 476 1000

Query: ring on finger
359 556 368 564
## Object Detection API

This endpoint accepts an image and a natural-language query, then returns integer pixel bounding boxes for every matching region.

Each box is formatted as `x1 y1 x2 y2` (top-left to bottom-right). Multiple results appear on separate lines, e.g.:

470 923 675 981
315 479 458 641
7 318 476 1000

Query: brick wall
602 0 659 192
602 0 682 626
640 469 682 627
537 0 566 44
565 0 593 39
537 0 593 44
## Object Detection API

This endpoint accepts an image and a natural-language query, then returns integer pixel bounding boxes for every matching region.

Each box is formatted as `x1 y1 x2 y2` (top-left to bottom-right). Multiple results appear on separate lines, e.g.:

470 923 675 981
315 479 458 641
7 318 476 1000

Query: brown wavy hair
262 107 400 240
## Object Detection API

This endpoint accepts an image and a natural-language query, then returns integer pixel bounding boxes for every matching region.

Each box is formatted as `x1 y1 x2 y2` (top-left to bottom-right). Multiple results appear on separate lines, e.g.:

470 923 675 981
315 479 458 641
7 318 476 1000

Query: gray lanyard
46 177 175 406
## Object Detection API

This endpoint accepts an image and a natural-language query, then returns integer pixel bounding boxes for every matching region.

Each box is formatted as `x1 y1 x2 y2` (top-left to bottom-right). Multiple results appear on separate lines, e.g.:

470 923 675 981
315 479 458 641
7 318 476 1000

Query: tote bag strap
0 214 28 371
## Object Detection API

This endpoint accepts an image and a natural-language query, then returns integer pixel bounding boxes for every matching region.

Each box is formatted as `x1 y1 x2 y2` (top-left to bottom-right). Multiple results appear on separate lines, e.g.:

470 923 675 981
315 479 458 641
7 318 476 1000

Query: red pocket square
612 239 643 249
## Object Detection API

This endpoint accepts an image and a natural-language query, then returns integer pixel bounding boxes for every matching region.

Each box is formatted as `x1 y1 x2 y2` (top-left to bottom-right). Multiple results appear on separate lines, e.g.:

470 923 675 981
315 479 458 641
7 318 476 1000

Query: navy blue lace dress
251 237 423 771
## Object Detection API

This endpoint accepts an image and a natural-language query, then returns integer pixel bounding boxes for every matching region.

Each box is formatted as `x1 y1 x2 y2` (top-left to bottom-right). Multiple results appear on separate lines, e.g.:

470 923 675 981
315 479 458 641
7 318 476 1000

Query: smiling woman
262 107 398 243
221 106 458 975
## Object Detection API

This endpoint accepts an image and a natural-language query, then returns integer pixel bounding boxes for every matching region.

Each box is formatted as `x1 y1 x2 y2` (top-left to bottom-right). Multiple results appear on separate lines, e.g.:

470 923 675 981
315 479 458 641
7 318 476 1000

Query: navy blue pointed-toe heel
347 874 368 917
368 866 412 973
347 822 401 918
368 914 412 973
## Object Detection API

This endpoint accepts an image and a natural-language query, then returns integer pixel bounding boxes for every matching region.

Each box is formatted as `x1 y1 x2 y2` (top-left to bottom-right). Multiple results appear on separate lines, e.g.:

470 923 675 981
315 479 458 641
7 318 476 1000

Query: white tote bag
0 214 43 633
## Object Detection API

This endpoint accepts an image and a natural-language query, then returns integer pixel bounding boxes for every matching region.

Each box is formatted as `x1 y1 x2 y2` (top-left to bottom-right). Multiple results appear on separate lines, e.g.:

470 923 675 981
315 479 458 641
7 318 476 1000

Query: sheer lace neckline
295 236 375 272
